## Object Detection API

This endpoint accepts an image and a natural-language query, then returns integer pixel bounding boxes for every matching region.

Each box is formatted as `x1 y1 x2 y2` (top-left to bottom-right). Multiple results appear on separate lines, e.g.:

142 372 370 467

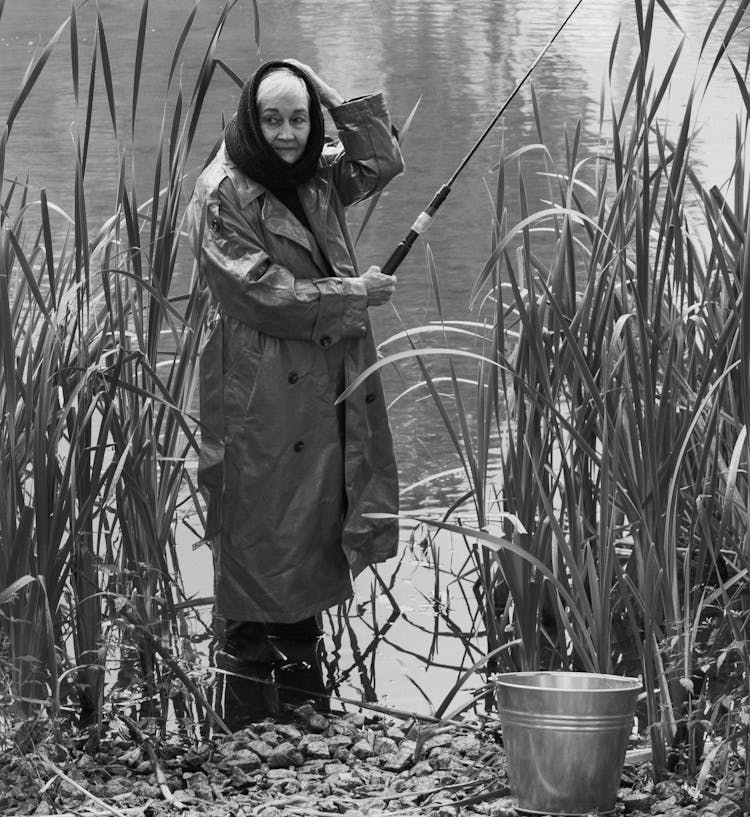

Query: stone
385 725 405 740
332 745 350 762
274 723 303 742
622 791 655 812
181 748 208 772
374 736 399 756
247 739 274 760
486 799 518 817
226 748 262 772
422 731 454 753
294 704 329 733
351 739 375 760
267 767 297 780
256 808 284 817
428 747 454 770
652 795 678 814
382 747 414 773
452 733 481 757
267 741 305 768
326 734 353 750
410 760 434 777
230 765 253 789
711 797 743 817
183 770 214 800
300 738 330 760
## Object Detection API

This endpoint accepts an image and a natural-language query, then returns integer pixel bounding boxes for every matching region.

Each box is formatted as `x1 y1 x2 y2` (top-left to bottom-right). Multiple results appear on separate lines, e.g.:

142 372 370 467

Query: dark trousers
215 616 329 730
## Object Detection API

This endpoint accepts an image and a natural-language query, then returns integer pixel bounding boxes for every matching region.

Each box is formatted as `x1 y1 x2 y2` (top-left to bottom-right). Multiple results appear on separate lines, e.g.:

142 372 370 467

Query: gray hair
256 67 310 108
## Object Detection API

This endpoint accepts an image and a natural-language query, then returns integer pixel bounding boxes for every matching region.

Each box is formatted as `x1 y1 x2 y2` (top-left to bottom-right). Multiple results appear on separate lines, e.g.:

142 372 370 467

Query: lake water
1 0 742 709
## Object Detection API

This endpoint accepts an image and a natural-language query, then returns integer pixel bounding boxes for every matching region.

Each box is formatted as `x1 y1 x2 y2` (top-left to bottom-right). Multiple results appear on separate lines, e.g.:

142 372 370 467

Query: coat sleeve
186 178 369 346
324 93 404 207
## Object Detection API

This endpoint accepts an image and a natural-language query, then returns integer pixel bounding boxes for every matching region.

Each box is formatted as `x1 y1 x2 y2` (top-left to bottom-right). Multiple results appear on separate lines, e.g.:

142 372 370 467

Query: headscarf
224 60 325 191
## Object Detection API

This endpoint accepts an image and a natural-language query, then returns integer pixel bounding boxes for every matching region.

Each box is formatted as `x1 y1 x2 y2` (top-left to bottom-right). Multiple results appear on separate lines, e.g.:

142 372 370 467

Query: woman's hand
361 266 396 306
283 58 345 109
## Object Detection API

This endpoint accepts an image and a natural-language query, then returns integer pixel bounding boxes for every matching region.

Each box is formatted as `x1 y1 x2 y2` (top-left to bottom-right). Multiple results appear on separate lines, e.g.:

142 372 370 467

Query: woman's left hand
283 58 345 109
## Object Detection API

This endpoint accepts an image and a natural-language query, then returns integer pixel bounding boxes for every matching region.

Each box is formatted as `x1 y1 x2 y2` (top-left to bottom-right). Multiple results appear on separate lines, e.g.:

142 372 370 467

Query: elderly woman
187 59 404 728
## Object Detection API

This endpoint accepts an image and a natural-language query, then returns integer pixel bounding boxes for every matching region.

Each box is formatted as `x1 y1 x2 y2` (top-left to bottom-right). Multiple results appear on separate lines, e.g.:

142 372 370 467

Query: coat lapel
262 193 330 277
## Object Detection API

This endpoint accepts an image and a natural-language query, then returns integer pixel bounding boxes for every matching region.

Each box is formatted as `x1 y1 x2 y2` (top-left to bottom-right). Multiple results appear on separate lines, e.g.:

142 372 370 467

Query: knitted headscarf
224 60 325 191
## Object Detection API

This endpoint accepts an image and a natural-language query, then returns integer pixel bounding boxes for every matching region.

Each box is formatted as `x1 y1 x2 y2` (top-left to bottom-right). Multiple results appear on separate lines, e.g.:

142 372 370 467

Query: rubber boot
215 649 279 730
272 635 330 713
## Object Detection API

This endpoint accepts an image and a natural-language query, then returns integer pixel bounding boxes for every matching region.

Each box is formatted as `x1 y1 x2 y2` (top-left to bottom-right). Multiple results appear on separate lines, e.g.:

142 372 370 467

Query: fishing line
381 0 585 276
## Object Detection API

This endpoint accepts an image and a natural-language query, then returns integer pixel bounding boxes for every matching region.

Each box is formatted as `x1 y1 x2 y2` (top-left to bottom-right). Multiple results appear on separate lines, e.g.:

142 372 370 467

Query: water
1 0 743 708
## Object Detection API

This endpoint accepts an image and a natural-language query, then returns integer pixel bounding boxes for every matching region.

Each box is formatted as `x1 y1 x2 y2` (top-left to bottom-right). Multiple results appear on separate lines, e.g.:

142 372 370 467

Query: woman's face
257 81 311 165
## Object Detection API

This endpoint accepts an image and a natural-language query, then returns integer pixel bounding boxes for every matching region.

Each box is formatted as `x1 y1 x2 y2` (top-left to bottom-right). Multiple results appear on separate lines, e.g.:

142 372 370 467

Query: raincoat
186 93 404 623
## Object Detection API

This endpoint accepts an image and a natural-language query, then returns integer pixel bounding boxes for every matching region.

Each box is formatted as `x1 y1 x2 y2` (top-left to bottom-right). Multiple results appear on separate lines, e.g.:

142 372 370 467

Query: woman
186 59 404 728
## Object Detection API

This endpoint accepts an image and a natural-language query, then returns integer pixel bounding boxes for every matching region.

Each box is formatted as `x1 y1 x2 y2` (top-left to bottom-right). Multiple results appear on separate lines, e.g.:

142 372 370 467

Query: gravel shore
0 705 744 817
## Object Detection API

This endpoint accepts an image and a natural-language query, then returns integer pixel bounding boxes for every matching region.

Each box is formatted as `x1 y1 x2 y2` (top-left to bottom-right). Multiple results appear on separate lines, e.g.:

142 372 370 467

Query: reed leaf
6 16 69 136
96 6 118 137
132 0 149 140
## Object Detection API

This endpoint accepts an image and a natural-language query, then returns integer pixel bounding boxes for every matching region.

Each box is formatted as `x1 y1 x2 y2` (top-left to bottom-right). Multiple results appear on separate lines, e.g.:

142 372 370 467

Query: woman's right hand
361 266 396 306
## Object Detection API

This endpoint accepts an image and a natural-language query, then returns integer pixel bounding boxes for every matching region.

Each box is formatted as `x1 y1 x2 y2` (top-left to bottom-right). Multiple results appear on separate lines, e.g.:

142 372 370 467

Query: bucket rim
494 670 642 692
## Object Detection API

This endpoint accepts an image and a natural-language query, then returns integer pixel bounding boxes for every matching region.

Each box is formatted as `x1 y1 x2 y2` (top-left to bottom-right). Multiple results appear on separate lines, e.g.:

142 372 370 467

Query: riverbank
1 705 744 817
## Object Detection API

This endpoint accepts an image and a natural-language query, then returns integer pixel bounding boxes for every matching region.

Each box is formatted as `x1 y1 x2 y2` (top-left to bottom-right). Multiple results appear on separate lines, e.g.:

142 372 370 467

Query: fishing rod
381 0 584 277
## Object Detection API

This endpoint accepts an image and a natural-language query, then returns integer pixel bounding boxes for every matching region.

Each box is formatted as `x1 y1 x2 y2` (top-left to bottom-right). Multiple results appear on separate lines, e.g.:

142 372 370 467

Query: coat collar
212 142 334 275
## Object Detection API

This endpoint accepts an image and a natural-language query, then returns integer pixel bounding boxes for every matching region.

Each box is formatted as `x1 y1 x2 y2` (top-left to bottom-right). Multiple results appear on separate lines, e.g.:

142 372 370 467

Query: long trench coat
186 93 404 623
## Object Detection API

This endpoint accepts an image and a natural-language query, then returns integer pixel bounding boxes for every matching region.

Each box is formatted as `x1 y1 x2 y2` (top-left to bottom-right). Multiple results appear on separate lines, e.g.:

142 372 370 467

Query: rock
230 765 253 789
247 738 274 760
452 733 481 757
298 736 330 760
267 767 297 780
652 795 678 814
655 780 684 799
225 748 262 772
256 807 284 817
294 704 329 733
422 731 454 753
622 791 656 812
410 760 434 777
274 722 304 742
183 770 214 800
267 741 304 768
382 746 414 773
332 745 350 762
485 798 518 817
428 747 454 770
326 734 353 750
351 738 375 759
180 748 207 772
374 736 399 756
711 797 743 817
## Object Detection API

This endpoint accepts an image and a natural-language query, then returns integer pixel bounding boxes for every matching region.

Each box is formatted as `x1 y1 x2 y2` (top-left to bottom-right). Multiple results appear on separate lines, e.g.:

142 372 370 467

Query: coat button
293 440 305 452
288 371 299 384
319 335 331 348
365 393 376 403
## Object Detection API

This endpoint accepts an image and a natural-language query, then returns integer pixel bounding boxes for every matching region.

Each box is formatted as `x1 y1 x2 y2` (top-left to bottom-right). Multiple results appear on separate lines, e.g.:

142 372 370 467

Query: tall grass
342 0 750 780
0 0 251 735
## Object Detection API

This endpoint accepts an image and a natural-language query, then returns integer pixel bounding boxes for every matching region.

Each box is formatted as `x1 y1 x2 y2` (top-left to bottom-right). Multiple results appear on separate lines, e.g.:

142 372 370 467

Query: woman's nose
278 120 293 139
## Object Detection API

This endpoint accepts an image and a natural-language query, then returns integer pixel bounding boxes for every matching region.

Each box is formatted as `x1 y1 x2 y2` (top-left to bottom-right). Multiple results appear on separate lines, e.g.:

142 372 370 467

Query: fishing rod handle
381 235 416 276
380 185 452 277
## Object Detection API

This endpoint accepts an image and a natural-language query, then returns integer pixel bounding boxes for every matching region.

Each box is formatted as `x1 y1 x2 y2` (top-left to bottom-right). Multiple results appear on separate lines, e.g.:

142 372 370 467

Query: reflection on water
1 0 745 707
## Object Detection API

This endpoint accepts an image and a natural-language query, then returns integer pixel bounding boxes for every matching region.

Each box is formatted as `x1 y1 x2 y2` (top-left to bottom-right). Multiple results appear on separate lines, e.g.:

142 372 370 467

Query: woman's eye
263 116 280 126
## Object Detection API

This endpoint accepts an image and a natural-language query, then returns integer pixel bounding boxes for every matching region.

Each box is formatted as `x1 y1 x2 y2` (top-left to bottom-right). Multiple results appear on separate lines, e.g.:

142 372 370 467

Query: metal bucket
495 671 641 816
